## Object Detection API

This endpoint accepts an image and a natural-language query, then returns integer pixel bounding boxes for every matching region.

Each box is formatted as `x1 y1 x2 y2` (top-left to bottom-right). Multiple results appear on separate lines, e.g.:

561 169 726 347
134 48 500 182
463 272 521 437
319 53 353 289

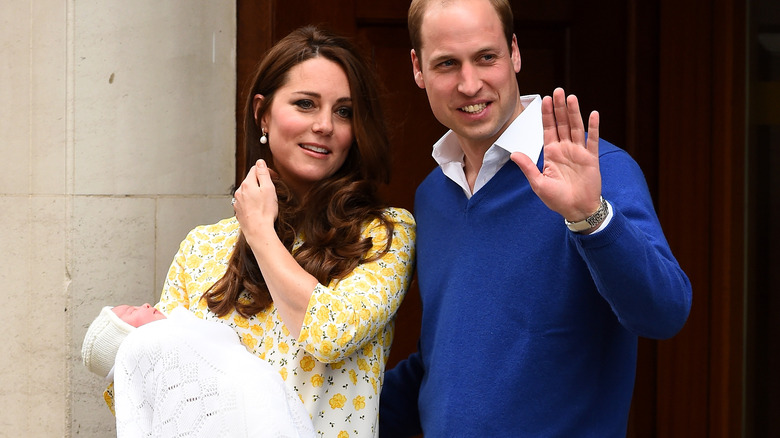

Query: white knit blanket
113 308 315 438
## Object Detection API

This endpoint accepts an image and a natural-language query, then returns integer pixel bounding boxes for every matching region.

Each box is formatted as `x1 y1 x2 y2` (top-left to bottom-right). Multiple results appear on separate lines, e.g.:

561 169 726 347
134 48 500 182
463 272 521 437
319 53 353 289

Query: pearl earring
260 130 268 144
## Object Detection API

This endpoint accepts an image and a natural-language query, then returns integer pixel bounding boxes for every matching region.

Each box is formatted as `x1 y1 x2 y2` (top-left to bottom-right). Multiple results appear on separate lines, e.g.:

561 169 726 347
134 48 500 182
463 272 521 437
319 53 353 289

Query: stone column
0 1 236 435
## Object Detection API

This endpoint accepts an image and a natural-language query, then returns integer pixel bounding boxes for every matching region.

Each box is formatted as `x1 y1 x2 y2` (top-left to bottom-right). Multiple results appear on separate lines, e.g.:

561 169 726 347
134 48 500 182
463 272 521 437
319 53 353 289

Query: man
379 0 692 436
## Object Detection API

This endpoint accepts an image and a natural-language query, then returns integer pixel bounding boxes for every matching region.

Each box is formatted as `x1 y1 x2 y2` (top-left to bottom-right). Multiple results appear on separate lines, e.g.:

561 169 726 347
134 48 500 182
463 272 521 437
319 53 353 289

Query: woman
157 26 415 437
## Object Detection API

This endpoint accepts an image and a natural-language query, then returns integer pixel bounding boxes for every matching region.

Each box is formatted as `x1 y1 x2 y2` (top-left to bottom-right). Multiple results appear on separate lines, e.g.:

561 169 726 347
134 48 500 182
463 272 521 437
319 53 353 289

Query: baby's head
111 304 166 327
81 304 166 378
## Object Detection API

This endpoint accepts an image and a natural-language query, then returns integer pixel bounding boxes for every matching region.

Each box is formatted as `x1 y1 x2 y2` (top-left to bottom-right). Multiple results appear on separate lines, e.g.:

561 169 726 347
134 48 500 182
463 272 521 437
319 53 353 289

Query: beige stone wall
0 1 236 435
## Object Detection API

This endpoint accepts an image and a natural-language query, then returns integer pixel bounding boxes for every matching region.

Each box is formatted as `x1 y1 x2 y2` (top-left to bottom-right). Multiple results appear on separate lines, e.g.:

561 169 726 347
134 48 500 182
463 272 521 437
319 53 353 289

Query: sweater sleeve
379 350 425 437
572 146 692 339
297 208 416 362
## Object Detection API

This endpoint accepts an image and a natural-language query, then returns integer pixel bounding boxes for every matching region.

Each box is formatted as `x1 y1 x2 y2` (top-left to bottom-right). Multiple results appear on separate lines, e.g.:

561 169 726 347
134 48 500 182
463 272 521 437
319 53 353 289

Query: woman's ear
253 94 266 127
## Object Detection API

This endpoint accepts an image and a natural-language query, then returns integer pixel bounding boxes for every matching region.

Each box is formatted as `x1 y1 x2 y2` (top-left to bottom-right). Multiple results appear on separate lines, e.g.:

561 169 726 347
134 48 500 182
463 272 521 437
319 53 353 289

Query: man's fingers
587 111 600 155
510 152 542 192
542 95 559 146
567 94 586 147
552 88 571 142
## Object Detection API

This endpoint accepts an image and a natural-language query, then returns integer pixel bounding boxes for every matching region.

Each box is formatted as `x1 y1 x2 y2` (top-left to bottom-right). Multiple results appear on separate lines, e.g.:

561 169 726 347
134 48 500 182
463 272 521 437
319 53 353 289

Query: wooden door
235 1 747 436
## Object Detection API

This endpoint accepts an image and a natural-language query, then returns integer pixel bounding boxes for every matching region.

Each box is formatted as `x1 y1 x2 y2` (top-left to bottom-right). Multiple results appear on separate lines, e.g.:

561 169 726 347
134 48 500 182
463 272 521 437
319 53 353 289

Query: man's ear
411 49 426 89
253 94 265 126
510 34 521 73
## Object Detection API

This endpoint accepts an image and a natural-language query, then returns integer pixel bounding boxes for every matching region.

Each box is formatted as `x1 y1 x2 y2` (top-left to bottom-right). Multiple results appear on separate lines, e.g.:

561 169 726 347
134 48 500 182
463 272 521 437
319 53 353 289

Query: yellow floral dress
156 207 415 438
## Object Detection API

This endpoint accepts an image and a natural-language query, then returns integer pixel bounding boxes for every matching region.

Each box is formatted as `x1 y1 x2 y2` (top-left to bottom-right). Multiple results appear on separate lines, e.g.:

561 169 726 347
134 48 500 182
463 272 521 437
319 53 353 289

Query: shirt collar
431 94 544 167
494 94 543 164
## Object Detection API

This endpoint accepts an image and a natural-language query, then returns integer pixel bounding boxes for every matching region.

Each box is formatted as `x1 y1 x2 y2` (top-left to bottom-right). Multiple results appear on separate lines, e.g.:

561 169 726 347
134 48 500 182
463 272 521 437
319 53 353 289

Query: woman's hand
233 159 279 246
232 159 317 338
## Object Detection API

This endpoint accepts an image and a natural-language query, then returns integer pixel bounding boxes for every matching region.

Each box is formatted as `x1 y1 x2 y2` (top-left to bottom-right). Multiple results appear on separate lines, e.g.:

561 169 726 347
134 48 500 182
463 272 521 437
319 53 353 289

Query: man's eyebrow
427 53 455 66
476 47 500 55
427 47 501 65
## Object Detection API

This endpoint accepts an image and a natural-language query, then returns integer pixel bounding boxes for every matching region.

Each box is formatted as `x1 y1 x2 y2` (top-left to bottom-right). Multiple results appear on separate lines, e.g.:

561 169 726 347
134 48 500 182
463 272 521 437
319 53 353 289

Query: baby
81 304 165 380
82 304 314 438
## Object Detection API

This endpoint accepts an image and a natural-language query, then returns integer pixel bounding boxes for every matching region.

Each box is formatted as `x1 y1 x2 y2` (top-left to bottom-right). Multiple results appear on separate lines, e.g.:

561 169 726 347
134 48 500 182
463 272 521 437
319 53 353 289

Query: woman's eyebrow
291 91 352 103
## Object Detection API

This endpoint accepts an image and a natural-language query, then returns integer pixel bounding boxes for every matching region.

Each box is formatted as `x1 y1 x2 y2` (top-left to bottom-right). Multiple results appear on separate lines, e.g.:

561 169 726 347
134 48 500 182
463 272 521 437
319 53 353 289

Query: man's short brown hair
407 0 515 57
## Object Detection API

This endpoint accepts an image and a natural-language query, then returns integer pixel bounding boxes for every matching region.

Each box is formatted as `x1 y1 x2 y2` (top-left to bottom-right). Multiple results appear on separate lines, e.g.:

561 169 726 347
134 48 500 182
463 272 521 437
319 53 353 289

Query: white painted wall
0 1 236 435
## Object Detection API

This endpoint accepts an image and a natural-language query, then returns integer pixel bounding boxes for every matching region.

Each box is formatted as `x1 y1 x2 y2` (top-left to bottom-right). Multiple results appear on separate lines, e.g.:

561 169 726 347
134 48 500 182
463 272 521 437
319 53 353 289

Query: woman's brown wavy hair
203 26 395 318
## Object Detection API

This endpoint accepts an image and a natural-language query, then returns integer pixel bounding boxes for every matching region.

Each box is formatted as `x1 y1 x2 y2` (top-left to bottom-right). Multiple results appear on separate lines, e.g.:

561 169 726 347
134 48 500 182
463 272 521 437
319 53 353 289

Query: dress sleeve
102 382 116 415
297 208 416 363
156 230 197 314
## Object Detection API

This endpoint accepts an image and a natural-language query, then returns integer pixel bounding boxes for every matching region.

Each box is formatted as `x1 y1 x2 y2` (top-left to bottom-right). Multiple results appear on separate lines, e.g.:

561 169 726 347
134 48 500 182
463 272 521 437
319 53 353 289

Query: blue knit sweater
380 140 691 437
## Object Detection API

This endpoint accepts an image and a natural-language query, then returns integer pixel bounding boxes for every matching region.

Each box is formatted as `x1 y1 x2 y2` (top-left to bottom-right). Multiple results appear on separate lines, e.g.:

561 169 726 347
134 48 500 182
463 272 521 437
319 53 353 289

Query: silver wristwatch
564 196 609 232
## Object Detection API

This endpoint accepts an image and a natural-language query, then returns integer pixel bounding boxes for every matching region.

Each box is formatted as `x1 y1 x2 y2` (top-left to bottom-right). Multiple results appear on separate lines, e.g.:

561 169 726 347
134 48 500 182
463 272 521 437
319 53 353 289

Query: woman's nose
313 112 334 136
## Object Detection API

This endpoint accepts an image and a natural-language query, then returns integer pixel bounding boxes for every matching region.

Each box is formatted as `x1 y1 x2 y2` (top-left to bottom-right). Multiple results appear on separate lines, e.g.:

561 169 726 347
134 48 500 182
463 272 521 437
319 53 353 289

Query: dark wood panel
708 0 746 436
625 0 661 201
235 0 273 185
745 0 776 436
358 25 443 213
510 0 574 22
657 0 718 436
568 0 628 149
515 26 569 96
273 0 357 39
627 338 658 438
355 0 409 22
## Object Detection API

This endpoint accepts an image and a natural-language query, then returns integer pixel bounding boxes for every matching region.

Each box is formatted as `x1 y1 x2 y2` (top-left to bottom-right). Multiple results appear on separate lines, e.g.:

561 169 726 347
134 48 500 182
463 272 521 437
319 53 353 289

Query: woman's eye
336 107 353 118
295 99 314 109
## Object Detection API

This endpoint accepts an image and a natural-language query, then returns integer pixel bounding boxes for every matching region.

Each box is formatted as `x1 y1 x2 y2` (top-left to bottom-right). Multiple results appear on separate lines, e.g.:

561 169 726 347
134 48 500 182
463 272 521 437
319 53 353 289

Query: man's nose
457 63 483 96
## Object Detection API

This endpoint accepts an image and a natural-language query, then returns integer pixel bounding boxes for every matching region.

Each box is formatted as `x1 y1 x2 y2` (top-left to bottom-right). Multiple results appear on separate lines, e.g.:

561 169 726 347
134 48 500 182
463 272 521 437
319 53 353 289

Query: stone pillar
0 1 236 435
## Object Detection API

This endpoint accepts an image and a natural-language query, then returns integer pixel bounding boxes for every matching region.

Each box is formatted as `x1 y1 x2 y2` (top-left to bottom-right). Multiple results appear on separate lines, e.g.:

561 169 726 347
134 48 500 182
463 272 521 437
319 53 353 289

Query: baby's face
112 304 167 327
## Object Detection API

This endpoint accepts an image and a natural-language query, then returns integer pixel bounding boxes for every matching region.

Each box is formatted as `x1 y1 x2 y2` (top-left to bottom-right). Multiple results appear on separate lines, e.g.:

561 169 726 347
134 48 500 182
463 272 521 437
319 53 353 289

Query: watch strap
564 196 609 232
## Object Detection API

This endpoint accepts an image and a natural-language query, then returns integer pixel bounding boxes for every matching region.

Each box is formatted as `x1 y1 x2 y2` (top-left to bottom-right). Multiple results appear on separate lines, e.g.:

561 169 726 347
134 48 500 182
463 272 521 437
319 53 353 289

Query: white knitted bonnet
81 306 135 379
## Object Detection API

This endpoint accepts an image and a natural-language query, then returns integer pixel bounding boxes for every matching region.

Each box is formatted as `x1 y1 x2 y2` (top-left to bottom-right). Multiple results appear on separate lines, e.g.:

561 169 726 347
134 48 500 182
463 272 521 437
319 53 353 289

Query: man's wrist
564 196 609 232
